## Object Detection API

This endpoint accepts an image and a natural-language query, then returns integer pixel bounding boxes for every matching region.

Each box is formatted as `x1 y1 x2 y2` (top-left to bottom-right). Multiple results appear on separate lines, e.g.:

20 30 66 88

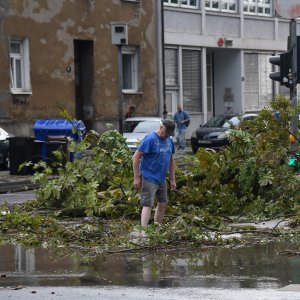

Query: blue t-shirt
173 111 189 129
138 131 175 184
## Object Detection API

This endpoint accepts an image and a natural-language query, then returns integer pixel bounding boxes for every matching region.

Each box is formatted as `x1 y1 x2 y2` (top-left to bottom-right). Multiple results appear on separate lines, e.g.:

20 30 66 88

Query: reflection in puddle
0 242 299 288
15 245 35 273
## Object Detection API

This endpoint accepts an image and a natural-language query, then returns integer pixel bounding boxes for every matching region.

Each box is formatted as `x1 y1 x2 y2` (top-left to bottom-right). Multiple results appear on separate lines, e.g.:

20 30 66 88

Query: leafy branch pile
174 96 300 220
0 96 299 252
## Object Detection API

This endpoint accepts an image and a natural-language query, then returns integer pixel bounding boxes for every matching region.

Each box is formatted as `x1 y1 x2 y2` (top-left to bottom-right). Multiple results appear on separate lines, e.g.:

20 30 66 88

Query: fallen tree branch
219 229 281 236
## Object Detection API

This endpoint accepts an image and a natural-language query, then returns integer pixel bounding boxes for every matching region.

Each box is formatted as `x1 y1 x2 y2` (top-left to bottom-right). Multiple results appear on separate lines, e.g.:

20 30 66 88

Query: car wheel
191 145 199 154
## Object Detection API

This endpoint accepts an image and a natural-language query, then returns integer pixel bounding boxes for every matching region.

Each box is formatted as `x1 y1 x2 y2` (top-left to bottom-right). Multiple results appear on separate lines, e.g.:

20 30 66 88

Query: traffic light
288 154 299 170
287 35 300 84
269 51 292 88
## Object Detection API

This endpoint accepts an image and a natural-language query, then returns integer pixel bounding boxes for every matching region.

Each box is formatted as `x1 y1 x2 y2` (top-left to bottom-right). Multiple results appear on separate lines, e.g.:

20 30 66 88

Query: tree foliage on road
0 96 299 252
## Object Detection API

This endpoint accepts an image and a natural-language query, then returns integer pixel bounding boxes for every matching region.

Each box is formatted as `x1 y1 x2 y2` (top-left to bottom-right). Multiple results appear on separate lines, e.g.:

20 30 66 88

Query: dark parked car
0 127 14 169
191 113 257 153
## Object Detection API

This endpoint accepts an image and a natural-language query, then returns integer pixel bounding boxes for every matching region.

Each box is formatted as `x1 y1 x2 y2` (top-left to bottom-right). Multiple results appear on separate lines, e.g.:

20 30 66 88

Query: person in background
125 106 135 118
132 119 176 234
173 105 190 150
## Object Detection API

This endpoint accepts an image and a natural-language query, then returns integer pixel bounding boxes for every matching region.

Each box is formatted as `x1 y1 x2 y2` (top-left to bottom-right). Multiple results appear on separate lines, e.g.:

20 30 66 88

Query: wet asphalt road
1 168 300 299
1 286 300 300
0 190 36 205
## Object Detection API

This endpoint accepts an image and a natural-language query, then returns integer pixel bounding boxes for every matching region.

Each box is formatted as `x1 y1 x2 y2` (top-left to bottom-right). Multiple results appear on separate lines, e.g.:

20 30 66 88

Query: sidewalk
0 171 36 193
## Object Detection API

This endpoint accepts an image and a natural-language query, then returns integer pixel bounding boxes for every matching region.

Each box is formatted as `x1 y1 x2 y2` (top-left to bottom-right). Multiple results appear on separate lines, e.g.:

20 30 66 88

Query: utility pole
273 1 299 167
117 45 124 134
111 22 128 134
289 19 298 155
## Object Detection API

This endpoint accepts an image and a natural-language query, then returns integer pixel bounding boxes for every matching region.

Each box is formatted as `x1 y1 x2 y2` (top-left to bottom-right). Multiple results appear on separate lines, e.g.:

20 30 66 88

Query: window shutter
244 53 273 111
182 49 202 112
258 54 272 108
244 53 259 111
165 49 178 86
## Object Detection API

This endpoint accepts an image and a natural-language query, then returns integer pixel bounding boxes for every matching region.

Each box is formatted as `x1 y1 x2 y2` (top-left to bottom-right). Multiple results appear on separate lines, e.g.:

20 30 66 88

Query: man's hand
133 177 142 191
170 179 176 190
133 150 143 191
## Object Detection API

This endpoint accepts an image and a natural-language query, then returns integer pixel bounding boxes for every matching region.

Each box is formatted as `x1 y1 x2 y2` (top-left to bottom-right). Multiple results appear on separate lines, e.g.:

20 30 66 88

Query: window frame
205 0 237 13
163 0 200 9
243 0 272 17
122 46 139 93
9 37 31 94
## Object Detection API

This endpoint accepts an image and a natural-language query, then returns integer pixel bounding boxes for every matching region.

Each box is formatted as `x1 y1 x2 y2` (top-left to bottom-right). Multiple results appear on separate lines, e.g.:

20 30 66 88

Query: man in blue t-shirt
133 119 176 232
173 105 190 150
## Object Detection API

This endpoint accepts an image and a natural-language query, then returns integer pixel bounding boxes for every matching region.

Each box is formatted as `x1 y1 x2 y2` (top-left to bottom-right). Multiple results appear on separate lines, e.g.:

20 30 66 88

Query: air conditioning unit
111 23 128 45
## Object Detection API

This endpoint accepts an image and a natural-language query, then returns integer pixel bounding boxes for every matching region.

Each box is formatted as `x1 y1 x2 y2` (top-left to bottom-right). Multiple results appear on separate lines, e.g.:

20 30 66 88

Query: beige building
0 0 161 135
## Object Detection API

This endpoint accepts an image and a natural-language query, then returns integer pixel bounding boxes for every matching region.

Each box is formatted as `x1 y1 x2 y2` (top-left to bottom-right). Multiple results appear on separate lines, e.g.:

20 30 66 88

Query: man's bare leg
154 202 167 225
141 206 152 226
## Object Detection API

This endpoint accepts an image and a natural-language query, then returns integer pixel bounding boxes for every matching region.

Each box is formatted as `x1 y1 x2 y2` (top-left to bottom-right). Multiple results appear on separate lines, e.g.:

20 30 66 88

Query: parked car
123 117 162 153
191 113 258 153
0 127 14 169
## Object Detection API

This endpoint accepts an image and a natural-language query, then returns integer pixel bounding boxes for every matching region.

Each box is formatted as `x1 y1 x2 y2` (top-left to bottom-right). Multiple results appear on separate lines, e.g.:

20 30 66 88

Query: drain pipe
160 0 167 119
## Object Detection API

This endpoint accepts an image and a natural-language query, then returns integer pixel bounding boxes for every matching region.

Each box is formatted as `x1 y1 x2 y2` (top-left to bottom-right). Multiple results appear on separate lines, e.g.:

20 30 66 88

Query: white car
0 127 13 169
123 117 162 153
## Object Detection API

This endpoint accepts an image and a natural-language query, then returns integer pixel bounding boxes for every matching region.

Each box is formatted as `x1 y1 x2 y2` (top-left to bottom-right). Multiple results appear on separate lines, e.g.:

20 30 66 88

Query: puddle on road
0 241 299 289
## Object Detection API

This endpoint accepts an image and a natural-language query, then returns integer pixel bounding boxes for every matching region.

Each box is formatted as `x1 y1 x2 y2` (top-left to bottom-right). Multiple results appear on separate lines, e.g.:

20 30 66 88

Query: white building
160 0 296 137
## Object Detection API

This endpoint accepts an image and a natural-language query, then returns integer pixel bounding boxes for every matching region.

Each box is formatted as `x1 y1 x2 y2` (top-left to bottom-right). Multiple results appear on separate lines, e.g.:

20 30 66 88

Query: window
122 46 139 92
10 38 31 94
244 53 272 111
165 48 178 86
182 49 202 112
163 0 199 9
205 0 237 13
243 0 272 16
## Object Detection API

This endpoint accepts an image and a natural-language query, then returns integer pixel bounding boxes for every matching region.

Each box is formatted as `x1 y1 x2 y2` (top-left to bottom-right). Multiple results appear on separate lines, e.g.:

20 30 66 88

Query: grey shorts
140 177 168 207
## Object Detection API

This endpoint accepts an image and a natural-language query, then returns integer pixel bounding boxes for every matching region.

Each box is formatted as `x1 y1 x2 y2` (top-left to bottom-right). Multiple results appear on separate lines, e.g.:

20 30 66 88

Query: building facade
162 0 297 137
0 0 160 135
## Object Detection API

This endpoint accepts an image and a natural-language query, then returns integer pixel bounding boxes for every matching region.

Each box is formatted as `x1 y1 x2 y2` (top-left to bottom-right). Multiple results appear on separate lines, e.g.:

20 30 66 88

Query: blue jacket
173 111 190 129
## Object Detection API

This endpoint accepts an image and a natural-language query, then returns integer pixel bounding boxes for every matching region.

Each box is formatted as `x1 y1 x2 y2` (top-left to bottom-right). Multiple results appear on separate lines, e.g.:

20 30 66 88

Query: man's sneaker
154 222 162 232
129 230 148 246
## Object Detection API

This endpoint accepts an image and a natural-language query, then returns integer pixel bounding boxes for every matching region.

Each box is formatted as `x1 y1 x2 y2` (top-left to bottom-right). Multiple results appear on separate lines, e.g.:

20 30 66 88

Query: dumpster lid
33 119 85 131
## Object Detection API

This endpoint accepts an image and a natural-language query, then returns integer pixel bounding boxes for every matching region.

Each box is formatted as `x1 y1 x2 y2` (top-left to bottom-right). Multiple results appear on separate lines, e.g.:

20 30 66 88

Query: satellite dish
275 0 300 19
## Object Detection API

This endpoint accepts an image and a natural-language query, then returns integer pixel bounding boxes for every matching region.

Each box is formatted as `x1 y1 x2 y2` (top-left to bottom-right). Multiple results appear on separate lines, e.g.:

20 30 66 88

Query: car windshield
132 121 160 133
204 115 240 128
0 128 9 141
123 121 141 133
124 120 160 133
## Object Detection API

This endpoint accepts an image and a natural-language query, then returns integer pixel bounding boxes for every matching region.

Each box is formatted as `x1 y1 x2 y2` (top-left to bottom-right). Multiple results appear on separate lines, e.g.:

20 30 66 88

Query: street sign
275 0 300 19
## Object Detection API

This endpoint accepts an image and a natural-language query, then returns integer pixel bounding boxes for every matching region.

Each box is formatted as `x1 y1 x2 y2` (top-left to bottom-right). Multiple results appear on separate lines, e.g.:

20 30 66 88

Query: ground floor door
166 90 178 119
74 40 94 130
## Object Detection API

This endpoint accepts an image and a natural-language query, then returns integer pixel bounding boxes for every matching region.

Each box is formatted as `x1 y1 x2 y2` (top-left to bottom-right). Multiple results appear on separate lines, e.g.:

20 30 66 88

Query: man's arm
169 154 176 190
182 111 190 123
132 150 143 190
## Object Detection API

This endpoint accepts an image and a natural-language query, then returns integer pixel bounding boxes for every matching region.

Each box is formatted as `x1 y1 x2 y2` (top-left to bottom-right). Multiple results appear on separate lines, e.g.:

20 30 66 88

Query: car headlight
217 132 228 139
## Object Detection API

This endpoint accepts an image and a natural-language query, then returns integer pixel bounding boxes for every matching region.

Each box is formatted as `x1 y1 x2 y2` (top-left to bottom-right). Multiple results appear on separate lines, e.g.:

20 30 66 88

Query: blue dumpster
33 119 85 142
33 119 85 164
